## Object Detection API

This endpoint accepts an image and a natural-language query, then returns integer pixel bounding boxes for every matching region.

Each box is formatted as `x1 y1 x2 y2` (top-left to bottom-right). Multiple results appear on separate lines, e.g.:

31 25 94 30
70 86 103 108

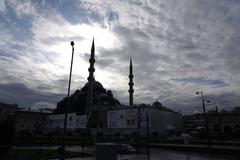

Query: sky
0 0 240 114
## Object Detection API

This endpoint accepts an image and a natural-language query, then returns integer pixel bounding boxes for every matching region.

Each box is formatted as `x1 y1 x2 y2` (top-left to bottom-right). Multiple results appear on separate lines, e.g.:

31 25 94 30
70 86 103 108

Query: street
47 147 239 160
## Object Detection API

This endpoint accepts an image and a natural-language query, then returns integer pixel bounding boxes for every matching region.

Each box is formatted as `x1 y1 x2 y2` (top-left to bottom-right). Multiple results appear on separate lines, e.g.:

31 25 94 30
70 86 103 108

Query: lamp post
146 108 150 160
196 91 210 147
61 41 75 159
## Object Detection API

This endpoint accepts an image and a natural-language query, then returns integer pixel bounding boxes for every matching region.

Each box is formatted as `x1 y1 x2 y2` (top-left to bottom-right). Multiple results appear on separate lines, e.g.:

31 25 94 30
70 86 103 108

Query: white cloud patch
0 0 37 17
11 0 36 17
0 0 7 14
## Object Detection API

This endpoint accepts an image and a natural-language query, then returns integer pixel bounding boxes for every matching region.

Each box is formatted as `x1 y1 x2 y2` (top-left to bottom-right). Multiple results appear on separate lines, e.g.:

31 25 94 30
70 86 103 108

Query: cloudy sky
0 0 240 114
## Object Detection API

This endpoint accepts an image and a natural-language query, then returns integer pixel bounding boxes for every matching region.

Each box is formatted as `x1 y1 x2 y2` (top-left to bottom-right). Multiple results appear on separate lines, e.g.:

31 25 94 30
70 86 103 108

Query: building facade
108 107 182 136
183 112 240 138
14 111 49 136
0 102 18 125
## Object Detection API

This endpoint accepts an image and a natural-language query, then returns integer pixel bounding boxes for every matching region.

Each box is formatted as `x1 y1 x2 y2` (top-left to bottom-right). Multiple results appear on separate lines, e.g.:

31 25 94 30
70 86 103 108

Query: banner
108 109 138 128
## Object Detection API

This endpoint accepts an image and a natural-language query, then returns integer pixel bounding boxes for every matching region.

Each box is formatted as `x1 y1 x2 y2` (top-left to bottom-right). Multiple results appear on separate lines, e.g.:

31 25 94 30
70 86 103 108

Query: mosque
48 40 183 136
9 40 182 136
54 40 121 115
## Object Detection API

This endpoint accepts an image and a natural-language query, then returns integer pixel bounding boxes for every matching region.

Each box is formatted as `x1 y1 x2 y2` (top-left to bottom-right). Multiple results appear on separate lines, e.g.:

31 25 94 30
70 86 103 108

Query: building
52 40 183 135
208 112 240 136
14 110 50 136
45 103 182 136
108 104 182 136
12 40 183 137
0 102 18 125
54 39 121 115
183 112 240 138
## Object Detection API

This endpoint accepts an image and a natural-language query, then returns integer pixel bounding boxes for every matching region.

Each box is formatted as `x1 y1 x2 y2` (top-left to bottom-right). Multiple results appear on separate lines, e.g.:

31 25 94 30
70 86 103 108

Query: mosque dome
81 80 106 94
152 100 163 109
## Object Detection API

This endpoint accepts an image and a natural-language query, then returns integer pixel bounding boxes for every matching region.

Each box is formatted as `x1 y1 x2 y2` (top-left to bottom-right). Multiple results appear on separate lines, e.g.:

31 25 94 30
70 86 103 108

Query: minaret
129 58 134 107
86 38 95 114
88 38 95 82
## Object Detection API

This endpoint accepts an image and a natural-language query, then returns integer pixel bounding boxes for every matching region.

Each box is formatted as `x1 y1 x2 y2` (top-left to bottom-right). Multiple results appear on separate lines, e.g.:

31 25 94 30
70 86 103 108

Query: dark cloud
95 57 115 69
173 77 227 87
0 82 64 106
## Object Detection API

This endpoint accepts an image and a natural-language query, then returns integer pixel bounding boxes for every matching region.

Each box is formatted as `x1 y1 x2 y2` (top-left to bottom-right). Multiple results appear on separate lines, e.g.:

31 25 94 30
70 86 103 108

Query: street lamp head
196 92 199 95
71 41 74 46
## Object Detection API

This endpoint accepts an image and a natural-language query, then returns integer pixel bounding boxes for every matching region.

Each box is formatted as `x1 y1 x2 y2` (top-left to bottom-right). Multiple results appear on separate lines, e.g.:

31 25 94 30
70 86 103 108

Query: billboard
48 113 87 129
108 109 138 128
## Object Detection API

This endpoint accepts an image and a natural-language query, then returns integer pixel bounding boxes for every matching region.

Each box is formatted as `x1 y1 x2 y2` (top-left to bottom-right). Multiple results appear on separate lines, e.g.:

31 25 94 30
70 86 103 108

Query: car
118 144 136 154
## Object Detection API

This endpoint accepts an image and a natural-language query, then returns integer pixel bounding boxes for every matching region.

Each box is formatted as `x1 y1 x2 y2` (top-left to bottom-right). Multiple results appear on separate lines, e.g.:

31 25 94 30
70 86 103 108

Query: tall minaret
88 38 95 82
86 38 95 114
128 57 134 107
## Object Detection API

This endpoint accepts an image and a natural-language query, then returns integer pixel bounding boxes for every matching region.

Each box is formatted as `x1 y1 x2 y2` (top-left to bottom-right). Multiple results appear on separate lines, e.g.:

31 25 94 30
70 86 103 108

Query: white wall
148 108 182 132
107 108 183 135
108 109 138 128
48 113 87 129
46 108 182 135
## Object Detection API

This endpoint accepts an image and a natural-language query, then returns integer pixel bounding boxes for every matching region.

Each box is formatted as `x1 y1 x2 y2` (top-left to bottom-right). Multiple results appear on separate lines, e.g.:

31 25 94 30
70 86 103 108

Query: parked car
118 144 136 154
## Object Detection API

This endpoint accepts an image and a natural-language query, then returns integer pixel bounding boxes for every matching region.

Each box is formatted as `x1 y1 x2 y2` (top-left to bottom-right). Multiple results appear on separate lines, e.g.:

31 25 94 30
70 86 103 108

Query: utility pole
146 109 150 160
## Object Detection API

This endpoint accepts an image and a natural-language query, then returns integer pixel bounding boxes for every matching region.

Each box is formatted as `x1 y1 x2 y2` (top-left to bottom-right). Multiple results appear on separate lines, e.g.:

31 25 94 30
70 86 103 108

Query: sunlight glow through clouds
31 11 122 87
47 23 122 84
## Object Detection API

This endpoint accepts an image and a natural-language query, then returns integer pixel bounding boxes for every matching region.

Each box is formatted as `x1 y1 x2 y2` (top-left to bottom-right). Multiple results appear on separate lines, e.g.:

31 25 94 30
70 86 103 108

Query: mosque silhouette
54 39 122 115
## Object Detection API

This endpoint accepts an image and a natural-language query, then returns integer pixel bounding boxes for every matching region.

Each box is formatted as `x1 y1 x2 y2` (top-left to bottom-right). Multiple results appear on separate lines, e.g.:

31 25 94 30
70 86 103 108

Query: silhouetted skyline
0 0 240 114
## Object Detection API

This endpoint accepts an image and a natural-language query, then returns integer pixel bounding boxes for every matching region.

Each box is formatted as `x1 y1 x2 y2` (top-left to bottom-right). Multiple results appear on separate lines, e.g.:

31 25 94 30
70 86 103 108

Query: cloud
0 0 7 14
76 0 240 109
0 0 240 113
0 82 64 106
173 77 227 87
0 0 37 17
0 1 122 107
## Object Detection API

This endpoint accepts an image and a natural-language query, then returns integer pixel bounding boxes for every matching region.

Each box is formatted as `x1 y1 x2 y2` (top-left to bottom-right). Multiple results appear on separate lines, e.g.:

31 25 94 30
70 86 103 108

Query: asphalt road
118 148 239 160
48 148 239 160
16 145 239 160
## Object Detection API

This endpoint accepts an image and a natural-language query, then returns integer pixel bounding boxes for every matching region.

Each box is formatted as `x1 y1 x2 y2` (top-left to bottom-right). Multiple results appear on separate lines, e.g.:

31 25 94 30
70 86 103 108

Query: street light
196 91 211 147
60 41 75 159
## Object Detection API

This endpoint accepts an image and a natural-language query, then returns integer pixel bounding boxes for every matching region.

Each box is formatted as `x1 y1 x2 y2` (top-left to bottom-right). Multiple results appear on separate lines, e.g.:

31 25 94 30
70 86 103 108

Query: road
16 145 239 160
49 148 239 160
118 148 239 160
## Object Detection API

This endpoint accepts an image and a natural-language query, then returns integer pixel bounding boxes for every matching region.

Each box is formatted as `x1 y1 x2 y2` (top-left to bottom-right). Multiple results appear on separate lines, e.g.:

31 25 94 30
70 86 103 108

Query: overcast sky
0 0 240 114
